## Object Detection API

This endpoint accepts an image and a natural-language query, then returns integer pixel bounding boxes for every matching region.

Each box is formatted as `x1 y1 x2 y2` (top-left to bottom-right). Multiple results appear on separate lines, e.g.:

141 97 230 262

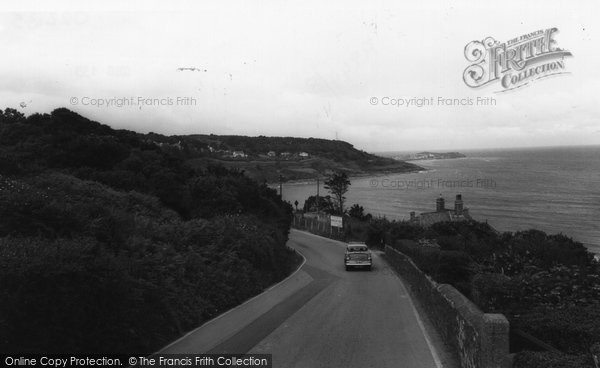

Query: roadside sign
330 215 343 228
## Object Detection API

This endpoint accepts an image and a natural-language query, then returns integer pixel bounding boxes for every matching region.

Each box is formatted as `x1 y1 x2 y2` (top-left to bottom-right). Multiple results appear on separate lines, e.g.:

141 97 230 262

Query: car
344 242 372 271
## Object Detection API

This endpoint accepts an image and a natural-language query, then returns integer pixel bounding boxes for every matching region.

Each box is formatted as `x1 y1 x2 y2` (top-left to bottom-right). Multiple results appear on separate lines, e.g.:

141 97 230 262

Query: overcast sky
0 0 598 152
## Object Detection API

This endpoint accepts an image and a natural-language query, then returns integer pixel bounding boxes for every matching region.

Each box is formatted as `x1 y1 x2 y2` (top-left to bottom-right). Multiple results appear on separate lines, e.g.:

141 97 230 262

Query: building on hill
409 194 471 227
267 150 276 157
299 152 309 158
232 151 247 158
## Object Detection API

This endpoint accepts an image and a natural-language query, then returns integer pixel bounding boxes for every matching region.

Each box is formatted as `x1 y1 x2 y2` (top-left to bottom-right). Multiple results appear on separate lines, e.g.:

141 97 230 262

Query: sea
281 145 600 256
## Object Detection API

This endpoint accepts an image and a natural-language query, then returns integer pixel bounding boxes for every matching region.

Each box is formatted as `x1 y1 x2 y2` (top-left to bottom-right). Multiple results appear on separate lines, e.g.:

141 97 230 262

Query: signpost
330 215 343 238
330 215 343 228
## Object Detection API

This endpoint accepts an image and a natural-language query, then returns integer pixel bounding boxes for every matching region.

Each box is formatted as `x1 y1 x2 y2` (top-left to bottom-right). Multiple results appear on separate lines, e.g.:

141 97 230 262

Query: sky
0 0 598 152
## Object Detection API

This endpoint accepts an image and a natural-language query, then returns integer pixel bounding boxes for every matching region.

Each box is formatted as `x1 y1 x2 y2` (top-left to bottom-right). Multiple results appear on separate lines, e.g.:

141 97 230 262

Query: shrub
344 217 369 243
391 239 473 290
513 351 593 368
0 152 298 353
513 306 600 355
0 236 170 353
470 273 515 312
437 250 473 285
365 218 389 248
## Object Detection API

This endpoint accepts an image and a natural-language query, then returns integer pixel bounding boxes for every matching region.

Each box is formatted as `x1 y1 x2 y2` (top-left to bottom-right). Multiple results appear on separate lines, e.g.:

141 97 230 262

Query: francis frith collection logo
463 28 572 92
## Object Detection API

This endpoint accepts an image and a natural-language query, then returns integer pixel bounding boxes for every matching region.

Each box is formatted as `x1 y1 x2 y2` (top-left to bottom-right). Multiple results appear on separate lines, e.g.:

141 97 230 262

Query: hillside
0 108 300 353
176 135 423 182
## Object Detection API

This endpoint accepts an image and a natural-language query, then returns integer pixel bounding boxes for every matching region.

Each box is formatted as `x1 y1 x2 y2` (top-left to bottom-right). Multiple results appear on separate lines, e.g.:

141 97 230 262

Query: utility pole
316 175 320 212
279 174 283 198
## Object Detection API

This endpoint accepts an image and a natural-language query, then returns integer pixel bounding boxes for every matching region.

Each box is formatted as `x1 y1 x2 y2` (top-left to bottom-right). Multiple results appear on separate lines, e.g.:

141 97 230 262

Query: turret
455 194 463 214
436 195 445 212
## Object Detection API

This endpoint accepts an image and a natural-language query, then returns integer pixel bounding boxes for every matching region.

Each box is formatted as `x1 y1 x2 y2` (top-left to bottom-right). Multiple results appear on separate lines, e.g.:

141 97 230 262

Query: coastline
270 154 469 186
268 166 427 186
276 146 600 259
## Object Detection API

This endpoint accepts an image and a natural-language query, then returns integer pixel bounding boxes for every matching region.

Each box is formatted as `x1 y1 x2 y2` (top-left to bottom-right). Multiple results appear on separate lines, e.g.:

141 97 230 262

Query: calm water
281 146 600 255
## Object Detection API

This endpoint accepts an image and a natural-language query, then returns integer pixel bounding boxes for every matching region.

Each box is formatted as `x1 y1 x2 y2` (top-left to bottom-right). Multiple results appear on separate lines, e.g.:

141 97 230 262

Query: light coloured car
344 242 372 271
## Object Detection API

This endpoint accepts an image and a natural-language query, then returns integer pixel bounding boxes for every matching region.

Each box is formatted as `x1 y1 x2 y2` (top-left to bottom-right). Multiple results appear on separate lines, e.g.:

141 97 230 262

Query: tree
324 171 350 215
303 195 334 214
0 108 25 124
348 204 372 221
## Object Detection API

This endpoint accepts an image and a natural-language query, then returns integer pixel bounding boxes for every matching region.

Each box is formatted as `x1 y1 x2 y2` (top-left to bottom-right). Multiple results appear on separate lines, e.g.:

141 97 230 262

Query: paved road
162 229 440 368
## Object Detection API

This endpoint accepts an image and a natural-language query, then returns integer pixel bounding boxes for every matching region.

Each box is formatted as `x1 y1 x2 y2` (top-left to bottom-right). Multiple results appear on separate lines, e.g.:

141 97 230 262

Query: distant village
146 139 311 161
394 151 466 161
206 146 310 160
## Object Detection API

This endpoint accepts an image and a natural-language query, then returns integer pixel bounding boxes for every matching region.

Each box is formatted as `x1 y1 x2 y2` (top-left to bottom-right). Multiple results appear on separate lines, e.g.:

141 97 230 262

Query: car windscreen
348 246 368 252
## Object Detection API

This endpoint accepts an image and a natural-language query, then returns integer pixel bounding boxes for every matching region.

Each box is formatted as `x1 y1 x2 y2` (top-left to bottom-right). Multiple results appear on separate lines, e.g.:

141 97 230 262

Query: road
161 229 441 368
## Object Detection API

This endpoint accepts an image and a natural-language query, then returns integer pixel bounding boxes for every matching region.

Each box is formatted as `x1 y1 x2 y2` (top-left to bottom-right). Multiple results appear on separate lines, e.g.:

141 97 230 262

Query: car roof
347 243 368 250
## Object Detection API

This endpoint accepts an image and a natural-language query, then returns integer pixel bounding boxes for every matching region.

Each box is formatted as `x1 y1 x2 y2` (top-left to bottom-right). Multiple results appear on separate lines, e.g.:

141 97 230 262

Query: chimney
455 194 463 214
436 195 445 212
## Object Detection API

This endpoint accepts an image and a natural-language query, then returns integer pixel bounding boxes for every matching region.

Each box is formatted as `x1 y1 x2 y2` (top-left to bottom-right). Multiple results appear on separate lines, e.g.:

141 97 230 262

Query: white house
232 151 247 158
299 152 309 158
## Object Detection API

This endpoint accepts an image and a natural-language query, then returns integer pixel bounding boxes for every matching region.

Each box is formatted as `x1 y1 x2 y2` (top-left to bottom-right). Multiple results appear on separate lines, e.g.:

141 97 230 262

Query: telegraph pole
316 175 320 212
279 174 283 198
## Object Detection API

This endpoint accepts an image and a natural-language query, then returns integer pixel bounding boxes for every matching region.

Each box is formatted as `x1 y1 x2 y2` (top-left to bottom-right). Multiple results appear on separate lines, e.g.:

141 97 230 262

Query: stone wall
385 245 510 368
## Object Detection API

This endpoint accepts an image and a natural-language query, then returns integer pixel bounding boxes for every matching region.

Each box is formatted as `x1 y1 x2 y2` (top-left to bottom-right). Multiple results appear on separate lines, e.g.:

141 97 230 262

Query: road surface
161 229 441 368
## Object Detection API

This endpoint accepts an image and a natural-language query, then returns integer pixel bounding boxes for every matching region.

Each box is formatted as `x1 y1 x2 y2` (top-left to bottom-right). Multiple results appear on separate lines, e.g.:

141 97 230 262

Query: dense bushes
0 236 158 353
0 108 300 353
359 215 600 365
512 306 600 355
0 108 292 225
0 173 299 353
470 273 514 313
513 351 594 368
391 238 473 295
471 265 600 314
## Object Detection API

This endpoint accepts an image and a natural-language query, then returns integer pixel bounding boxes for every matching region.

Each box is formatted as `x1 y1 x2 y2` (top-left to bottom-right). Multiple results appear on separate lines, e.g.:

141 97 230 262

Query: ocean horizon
282 145 600 255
